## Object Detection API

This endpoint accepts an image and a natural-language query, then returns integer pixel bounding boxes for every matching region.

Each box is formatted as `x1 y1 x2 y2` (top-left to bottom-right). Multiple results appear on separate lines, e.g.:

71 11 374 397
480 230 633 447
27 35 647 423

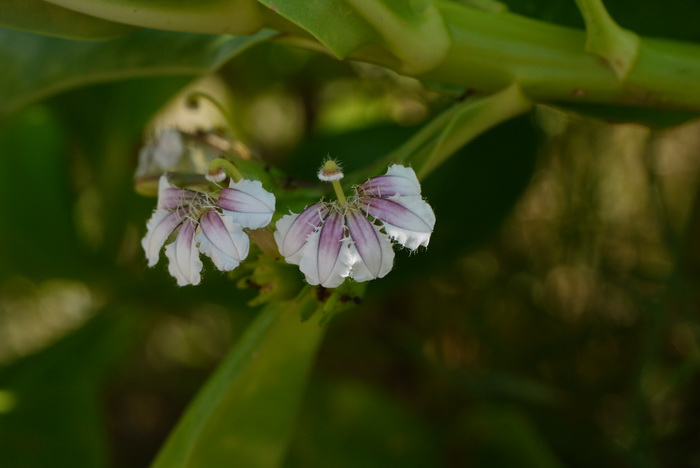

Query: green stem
208 157 243 182
270 1 700 112
425 2 700 110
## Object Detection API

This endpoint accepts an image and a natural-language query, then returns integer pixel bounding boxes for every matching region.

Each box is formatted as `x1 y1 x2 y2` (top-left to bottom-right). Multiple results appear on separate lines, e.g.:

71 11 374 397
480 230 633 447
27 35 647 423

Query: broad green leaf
0 0 137 39
257 0 450 73
0 309 144 468
42 0 264 35
152 291 325 468
256 0 380 59
0 27 275 119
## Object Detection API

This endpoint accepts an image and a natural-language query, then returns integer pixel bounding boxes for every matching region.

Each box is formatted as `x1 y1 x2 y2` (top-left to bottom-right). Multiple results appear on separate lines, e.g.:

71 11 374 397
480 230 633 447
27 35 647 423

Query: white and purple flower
142 175 275 286
274 164 435 288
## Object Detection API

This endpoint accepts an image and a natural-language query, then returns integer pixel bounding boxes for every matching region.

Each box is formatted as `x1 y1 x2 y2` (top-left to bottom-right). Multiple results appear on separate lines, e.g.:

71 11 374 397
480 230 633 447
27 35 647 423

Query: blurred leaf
551 102 700 129
152 291 325 468
285 378 440 468
36 0 264 35
0 27 274 119
256 0 450 73
425 113 539 247
0 106 83 280
387 113 539 276
463 405 565 468
0 309 145 468
0 0 137 39
257 0 380 59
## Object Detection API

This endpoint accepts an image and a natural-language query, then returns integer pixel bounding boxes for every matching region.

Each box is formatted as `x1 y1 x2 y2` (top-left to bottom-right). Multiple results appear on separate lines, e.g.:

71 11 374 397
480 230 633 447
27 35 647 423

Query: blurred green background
3 2 700 467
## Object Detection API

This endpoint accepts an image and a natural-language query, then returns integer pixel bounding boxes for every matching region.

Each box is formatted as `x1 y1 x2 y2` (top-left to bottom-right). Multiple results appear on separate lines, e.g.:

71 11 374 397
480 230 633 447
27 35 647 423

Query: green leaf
0 310 144 468
31 0 264 36
0 0 137 39
257 0 379 59
258 0 450 73
0 27 275 119
152 291 325 468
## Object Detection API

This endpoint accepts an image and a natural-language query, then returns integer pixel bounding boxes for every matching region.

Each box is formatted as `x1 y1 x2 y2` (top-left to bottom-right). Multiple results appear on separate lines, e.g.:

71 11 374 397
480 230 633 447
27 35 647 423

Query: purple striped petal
142 209 183 266
345 210 394 281
159 188 199 211
273 203 329 264
217 179 275 229
317 212 345 284
299 210 353 288
361 195 435 250
164 219 203 286
197 210 250 271
357 165 421 198
156 175 198 210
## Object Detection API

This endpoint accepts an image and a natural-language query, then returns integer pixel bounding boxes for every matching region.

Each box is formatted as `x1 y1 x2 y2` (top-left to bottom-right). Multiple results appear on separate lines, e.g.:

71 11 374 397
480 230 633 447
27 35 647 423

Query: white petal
361 195 436 250
217 179 276 229
345 210 394 282
164 220 203 286
357 164 422 198
142 209 182 267
273 203 329 265
197 210 250 272
298 211 353 288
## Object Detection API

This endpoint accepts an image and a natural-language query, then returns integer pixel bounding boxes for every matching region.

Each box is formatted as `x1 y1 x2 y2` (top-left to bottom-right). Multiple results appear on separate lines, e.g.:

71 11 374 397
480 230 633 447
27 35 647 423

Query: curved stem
208 157 243 182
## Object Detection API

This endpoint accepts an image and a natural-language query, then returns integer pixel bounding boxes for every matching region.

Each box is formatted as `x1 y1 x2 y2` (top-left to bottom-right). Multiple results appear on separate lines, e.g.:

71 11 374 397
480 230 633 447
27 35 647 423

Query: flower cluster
142 155 434 289
142 174 275 286
274 163 435 288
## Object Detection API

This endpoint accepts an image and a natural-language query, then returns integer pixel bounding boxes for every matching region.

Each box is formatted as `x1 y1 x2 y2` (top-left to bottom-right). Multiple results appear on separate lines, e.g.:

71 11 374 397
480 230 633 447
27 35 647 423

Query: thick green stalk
425 2 700 110
273 2 700 112
575 0 639 79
